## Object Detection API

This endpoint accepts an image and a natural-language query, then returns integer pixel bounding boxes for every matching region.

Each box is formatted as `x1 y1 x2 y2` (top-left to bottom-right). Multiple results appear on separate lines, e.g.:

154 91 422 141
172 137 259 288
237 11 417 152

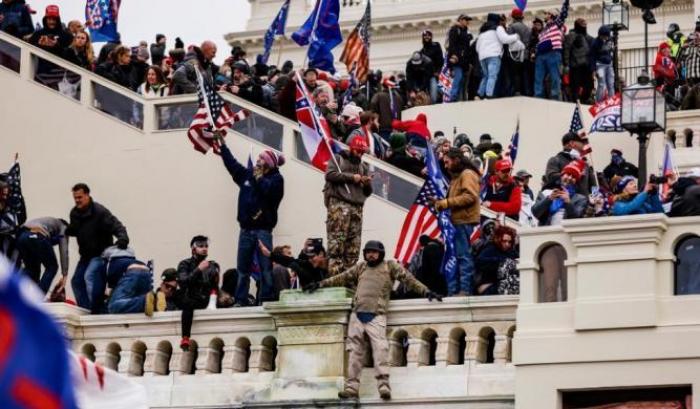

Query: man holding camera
219 139 285 306
324 137 373 276
532 160 588 226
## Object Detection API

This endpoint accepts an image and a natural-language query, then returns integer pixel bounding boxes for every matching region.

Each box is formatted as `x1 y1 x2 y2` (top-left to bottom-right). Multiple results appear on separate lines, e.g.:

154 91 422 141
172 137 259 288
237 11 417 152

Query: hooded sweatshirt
28 13 72 56
0 0 33 38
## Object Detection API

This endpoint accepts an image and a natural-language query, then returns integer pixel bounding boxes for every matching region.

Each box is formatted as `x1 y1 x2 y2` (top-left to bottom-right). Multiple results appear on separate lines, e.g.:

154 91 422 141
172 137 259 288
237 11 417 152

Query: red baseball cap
45 5 60 18
495 159 513 172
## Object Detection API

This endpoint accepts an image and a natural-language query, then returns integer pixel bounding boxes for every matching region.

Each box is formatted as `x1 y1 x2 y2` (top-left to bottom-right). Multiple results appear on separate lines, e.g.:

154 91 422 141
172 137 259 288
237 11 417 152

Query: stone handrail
51 289 517 405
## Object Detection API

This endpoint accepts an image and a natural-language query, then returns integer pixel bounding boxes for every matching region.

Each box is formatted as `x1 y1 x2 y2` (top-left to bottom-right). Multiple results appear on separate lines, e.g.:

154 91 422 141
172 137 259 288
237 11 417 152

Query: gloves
426 291 443 302
116 239 128 250
303 281 320 293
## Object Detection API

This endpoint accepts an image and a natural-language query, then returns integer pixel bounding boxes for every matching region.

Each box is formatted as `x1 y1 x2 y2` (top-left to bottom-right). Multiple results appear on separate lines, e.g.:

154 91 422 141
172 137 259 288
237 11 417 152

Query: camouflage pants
326 197 363 276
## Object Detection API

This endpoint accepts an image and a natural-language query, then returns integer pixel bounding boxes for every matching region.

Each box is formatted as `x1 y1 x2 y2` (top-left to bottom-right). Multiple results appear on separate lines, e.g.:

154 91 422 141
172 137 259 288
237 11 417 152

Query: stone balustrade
49 289 517 407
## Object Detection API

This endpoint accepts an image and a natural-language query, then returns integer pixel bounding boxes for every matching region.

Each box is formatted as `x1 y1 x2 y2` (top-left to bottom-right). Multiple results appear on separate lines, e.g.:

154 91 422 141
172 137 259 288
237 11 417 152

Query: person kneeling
304 240 442 401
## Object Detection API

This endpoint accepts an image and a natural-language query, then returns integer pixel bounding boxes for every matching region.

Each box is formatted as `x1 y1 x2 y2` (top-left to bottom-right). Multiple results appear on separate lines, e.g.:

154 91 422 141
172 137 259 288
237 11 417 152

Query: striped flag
188 69 248 154
660 142 675 200
570 105 592 155
394 178 441 265
340 1 371 83
438 59 453 102
504 119 520 165
295 71 335 171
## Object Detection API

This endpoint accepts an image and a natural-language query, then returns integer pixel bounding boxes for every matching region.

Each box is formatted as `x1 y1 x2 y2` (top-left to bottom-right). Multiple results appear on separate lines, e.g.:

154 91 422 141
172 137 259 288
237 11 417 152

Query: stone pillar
465 336 485 363
195 346 213 374
117 351 133 375
221 345 239 374
169 350 184 376
94 351 108 368
388 339 405 366
249 345 273 373
435 337 451 367
493 335 509 364
406 338 426 367
264 288 354 400
143 349 158 377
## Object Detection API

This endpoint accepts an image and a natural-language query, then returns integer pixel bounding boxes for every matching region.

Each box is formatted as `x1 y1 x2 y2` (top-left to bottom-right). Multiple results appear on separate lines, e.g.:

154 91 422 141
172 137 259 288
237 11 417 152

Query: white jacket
476 26 519 61
137 83 170 98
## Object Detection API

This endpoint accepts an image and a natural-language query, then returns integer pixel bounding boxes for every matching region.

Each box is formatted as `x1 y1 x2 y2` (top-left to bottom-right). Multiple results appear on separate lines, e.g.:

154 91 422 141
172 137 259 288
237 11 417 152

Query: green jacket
320 260 429 315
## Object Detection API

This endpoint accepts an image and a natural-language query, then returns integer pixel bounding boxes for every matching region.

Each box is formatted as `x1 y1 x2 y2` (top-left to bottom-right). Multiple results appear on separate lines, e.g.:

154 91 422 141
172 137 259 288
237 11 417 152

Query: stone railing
50 289 517 407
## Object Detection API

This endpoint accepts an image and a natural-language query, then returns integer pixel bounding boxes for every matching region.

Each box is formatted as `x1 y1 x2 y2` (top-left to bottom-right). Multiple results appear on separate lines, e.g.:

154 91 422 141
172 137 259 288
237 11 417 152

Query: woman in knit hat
610 176 664 216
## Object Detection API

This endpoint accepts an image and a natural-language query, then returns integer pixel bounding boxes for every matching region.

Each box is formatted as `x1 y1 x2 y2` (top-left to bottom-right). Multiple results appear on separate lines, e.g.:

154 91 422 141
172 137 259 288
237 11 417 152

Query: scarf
549 184 576 215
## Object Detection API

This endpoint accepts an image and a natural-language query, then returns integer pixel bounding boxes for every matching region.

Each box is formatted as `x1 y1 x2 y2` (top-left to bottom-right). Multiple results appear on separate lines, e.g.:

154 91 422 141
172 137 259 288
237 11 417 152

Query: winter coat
406 55 434 92
421 41 444 74
531 186 588 226
66 200 129 260
611 191 664 216
653 49 676 85
220 143 285 231
603 160 639 182
319 260 429 315
176 256 220 305
21 217 69 276
150 42 166 66
446 24 473 68
564 29 594 69
138 82 170 98
29 20 72 57
591 36 613 65
324 150 372 207
483 176 522 219
392 113 430 140
545 150 596 195
669 184 700 217
386 150 424 177
62 47 91 70
226 79 263 105
0 0 33 38
476 26 519 61
435 168 481 225
370 89 402 132
171 55 216 95
271 252 327 287
475 242 517 288
508 21 531 50
680 40 700 81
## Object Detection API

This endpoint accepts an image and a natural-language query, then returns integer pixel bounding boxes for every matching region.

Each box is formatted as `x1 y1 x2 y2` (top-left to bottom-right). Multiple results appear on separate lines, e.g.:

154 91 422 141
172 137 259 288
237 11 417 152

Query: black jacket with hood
29 14 72 56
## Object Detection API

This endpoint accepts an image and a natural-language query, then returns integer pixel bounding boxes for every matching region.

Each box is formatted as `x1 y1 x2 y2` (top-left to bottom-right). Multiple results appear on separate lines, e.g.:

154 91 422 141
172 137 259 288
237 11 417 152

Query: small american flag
504 119 520 165
570 104 592 155
438 59 453 102
188 69 248 154
340 1 371 83
5 162 26 225
394 179 442 265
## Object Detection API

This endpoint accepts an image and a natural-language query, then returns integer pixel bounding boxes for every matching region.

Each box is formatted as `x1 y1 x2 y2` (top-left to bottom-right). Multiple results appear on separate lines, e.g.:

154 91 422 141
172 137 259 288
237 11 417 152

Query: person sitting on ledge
304 240 442 401
259 237 328 289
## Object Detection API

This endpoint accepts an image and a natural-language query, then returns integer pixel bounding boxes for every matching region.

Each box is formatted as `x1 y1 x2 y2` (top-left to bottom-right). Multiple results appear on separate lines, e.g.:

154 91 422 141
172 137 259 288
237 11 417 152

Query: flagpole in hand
576 100 600 190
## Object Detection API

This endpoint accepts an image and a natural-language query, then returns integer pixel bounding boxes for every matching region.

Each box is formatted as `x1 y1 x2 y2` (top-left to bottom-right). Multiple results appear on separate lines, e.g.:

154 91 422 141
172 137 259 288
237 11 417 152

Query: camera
649 175 668 184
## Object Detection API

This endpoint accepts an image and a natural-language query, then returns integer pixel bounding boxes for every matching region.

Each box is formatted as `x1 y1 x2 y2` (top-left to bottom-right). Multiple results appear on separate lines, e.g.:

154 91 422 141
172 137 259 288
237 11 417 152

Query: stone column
143 349 158 377
117 351 133 375
465 336 485 363
221 345 239 374
169 350 184 376
195 346 214 374
435 337 451 367
388 339 405 366
406 338 427 367
493 335 509 364
264 288 354 400
249 345 273 373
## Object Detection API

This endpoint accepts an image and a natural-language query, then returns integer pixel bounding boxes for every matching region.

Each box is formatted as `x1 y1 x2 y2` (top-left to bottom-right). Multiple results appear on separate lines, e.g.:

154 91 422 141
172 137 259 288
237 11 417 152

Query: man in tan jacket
305 240 442 400
431 148 481 296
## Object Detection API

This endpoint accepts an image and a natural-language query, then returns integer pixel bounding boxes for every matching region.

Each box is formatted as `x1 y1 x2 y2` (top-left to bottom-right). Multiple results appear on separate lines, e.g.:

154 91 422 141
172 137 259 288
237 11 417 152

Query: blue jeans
596 63 615 101
235 229 273 305
71 257 105 311
15 230 58 293
534 51 562 100
478 57 502 98
108 269 153 314
450 224 477 295
450 66 464 102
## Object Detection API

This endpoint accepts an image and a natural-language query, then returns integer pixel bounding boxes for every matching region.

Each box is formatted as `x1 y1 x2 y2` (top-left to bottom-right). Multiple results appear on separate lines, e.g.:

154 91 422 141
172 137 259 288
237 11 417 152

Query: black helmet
363 240 385 254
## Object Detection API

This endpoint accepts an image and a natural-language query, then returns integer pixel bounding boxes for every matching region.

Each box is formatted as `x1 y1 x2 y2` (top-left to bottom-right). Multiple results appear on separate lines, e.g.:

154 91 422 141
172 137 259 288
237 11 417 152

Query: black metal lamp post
602 0 629 92
621 71 666 186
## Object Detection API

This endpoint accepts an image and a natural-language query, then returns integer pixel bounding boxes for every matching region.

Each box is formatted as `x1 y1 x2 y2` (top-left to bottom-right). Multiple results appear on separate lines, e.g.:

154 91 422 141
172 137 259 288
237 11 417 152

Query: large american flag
188 70 248 154
570 104 592 155
394 178 441 265
340 1 371 83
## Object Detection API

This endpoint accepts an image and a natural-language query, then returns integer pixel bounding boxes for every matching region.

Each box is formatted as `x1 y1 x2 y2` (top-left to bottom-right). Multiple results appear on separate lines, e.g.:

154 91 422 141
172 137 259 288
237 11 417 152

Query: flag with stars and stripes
341 65 359 108
340 1 371 83
569 105 592 155
438 58 453 102
504 119 520 165
188 69 248 155
3 162 26 226
85 0 121 43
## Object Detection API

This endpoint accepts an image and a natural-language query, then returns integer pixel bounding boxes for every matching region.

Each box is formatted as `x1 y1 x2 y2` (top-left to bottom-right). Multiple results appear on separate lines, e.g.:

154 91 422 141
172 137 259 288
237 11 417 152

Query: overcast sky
27 0 250 64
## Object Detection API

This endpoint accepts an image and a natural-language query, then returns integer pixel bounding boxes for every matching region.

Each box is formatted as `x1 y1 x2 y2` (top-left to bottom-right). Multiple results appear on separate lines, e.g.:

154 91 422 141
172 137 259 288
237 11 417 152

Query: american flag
340 1 371 83
4 162 26 225
438 59 453 102
504 119 520 165
394 178 442 265
660 142 675 200
188 69 248 154
340 66 359 108
570 104 592 155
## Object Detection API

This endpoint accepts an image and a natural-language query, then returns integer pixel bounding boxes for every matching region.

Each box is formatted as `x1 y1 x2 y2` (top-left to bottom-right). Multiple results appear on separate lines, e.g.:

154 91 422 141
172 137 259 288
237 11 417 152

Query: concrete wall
0 63 407 285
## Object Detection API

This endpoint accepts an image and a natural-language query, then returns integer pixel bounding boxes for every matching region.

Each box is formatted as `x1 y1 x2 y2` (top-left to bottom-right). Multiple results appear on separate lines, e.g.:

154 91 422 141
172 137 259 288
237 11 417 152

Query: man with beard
419 30 444 103
223 61 263 106
304 240 442 400
28 5 71 56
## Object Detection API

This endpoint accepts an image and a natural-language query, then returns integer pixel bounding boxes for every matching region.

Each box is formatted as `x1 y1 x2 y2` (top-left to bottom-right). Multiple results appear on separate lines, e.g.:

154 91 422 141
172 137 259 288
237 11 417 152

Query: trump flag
85 0 121 43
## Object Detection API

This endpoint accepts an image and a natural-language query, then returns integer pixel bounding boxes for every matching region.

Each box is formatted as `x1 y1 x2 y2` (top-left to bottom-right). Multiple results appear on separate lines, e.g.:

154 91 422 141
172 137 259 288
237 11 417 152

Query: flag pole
195 66 216 129
276 36 284 67
576 100 600 190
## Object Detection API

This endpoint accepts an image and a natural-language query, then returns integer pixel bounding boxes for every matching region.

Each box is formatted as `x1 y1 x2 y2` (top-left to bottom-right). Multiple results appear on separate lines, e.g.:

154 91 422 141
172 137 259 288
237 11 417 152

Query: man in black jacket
446 14 474 102
224 62 264 106
66 183 129 311
262 238 328 288
176 235 220 351
28 5 72 57
420 30 444 102
405 51 433 96
219 139 285 306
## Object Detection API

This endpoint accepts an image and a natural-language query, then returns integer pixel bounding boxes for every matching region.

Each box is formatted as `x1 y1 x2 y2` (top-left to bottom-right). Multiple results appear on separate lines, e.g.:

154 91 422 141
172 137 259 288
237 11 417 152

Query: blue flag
291 0 342 73
0 257 77 409
260 0 290 65
85 0 121 43
506 119 519 164
425 146 457 285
